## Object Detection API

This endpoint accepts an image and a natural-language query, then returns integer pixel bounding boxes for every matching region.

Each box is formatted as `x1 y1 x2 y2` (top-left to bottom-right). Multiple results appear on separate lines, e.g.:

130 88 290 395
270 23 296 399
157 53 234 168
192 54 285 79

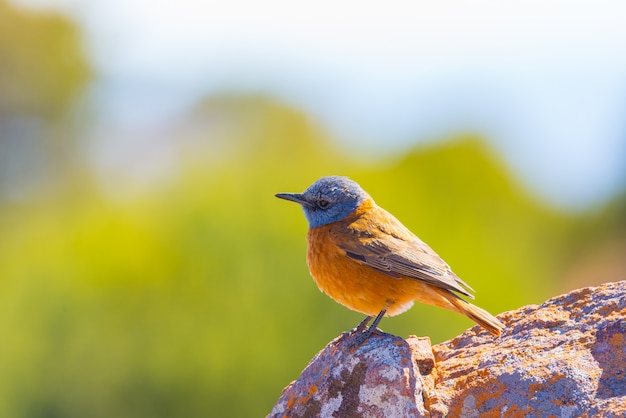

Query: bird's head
276 176 369 228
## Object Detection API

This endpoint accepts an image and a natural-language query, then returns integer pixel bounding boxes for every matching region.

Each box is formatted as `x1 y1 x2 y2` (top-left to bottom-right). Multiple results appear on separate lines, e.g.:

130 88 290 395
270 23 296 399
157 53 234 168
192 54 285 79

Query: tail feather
447 294 504 336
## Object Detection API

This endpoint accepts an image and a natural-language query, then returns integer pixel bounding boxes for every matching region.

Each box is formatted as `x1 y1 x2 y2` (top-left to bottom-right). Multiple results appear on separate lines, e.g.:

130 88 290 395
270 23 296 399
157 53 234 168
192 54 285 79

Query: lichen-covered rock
269 281 626 417
430 280 626 417
268 331 427 418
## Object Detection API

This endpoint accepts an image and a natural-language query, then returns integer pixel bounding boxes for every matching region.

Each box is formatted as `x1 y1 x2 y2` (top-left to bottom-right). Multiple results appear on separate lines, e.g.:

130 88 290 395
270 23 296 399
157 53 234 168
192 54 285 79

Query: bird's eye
317 199 330 209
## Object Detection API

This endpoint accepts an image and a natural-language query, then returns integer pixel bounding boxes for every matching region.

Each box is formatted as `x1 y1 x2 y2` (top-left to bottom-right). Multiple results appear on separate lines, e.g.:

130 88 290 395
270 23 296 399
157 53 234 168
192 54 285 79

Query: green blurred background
1 1 626 417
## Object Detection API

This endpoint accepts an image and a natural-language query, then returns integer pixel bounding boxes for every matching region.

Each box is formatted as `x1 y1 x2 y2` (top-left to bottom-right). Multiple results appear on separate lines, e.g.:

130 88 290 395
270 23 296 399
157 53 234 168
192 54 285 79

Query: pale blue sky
13 0 626 208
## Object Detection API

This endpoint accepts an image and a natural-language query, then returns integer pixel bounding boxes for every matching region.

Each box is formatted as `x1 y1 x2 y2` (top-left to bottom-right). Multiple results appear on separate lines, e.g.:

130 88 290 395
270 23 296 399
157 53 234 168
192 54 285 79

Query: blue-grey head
276 176 370 228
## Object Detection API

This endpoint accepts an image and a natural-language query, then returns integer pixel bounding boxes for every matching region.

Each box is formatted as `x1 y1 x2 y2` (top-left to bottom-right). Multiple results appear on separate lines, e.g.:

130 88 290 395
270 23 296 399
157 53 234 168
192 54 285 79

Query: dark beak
275 193 315 208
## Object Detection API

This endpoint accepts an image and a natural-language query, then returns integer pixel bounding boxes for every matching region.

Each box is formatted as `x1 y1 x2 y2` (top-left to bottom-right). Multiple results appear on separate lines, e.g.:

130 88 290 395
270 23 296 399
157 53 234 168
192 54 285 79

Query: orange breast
306 225 430 317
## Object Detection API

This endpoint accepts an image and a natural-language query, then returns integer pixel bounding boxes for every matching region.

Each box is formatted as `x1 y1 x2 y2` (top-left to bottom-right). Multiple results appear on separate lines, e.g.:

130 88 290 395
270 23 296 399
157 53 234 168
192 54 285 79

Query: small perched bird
276 176 503 343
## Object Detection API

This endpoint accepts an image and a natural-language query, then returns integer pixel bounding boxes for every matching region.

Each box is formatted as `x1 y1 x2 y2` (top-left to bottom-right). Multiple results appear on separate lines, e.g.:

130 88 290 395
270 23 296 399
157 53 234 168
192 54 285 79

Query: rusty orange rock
269 281 626 417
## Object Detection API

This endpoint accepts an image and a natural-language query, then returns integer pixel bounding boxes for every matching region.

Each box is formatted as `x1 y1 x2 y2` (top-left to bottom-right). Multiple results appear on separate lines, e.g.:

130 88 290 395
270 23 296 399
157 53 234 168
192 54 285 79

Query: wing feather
336 207 475 299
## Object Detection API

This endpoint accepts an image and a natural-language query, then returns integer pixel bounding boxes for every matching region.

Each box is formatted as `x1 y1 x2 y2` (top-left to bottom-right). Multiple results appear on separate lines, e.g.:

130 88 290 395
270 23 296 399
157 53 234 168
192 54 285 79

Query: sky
12 0 626 208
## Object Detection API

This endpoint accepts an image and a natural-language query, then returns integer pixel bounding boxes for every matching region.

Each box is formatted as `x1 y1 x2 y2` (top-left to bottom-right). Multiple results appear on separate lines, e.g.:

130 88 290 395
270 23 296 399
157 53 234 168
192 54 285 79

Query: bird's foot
349 309 387 348
352 326 375 347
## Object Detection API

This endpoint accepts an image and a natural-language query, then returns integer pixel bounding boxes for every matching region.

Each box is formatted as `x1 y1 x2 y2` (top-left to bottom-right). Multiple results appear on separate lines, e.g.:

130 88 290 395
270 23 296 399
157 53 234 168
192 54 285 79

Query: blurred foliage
0 0 91 202
0 2 625 418
0 0 89 119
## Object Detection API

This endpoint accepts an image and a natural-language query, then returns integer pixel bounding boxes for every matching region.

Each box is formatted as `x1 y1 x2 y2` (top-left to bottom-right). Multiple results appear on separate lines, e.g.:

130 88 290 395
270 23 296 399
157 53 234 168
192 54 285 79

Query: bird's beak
275 193 315 208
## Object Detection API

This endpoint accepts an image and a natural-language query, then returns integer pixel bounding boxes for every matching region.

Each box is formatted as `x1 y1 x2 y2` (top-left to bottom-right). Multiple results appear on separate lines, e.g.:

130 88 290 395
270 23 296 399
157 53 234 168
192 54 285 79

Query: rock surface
268 281 626 417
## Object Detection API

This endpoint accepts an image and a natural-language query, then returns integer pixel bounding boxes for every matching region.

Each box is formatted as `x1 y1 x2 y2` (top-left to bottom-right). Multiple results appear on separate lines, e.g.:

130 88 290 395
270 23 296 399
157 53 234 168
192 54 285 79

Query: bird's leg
368 308 387 333
353 308 387 346
355 315 372 332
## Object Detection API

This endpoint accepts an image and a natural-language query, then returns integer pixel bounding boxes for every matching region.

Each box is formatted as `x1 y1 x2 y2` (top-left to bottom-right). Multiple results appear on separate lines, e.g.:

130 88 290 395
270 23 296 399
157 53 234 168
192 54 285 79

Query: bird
276 176 503 343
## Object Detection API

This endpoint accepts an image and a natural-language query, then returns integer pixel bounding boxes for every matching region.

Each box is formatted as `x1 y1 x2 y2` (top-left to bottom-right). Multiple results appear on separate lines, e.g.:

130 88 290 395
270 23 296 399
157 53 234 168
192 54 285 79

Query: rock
431 280 626 417
268 281 626 417
267 331 428 418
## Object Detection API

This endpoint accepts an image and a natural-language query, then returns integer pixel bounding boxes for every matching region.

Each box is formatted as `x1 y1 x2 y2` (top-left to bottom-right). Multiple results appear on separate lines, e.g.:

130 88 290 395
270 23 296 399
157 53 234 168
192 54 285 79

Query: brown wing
335 206 475 299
